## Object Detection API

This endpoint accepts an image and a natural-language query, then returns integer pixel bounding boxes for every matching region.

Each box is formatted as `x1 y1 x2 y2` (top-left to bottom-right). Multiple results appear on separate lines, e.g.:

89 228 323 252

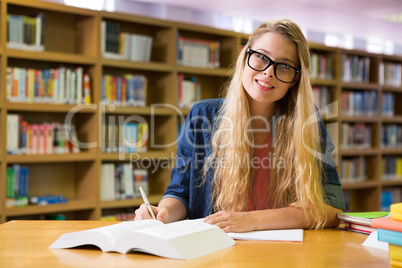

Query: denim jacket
163 98 345 218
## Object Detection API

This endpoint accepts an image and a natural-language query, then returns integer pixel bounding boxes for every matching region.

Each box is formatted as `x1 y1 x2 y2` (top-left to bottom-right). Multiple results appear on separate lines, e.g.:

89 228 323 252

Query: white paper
227 229 303 242
362 231 388 251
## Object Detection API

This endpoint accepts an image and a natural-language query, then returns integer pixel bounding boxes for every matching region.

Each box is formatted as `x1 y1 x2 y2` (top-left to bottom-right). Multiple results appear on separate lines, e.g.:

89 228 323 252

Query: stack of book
337 211 390 234
372 203 402 267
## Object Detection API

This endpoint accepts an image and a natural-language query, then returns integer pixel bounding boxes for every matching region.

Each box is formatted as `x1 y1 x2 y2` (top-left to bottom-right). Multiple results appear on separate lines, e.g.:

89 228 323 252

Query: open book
49 219 235 260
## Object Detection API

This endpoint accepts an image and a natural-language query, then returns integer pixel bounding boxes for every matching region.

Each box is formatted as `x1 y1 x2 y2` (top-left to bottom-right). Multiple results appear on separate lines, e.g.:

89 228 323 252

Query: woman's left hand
203 210 258 233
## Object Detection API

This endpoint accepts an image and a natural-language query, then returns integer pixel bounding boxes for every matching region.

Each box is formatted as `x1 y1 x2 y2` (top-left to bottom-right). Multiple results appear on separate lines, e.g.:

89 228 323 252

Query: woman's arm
204 204 342 233
134 197 187 223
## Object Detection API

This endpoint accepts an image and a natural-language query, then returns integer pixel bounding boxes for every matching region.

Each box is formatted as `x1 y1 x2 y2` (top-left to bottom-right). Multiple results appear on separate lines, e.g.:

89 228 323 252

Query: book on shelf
178 74 202 109
381 125 402 150
100 163 148 201
382 190 402 211
340 91 377 116
340 156 367 184
49 219 236 260
101 74 147 107
101 20 153 62
341 54 370 83
340 123 372 149
6 165 29 208
309 53 334 80
381 156 402 180
382 93 395 117
7 114 80 155
177 35 220 68
379 62 402 87
6 66 90 104
7 13 45 51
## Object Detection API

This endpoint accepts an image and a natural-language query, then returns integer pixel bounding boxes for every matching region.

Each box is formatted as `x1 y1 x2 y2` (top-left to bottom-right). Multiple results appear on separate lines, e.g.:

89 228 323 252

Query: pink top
249 134 272 211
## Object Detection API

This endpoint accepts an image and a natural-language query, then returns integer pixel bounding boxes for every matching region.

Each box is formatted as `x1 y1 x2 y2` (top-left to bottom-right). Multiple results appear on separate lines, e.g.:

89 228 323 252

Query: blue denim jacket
163 98 344 218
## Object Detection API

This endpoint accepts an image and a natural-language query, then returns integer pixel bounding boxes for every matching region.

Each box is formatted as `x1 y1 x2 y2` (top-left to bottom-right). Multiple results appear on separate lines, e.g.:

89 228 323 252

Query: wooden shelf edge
341 82 381 90
102 106 178 116
341 180 380 190
177 66 232 76
6 102 97 113
101 59 173 72
340 148 380 156
340 115 380 122
101 151 174 161
5 199 97 217
6 152 97 163
100 195 163 209
381 180 402 187
6 49 97 65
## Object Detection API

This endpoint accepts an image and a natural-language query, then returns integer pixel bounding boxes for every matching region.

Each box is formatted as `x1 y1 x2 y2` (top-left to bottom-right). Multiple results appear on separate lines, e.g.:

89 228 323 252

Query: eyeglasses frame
246 48 301 83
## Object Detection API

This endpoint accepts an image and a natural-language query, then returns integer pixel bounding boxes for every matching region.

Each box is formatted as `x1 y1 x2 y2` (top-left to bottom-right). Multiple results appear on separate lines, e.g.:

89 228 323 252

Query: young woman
135 19 344 232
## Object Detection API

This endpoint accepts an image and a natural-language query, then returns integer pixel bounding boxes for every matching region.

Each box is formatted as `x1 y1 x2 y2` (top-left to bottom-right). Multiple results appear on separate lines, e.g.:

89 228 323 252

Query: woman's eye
257 54 269 61
279 63 291 69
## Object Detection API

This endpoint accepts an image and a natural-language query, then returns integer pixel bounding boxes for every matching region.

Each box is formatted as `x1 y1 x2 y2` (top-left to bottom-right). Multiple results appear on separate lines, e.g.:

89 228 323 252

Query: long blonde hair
205 19 328 229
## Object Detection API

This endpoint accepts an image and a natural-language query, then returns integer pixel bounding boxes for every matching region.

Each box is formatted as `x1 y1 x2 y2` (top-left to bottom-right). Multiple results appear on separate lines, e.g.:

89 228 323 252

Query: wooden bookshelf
0 0 401 223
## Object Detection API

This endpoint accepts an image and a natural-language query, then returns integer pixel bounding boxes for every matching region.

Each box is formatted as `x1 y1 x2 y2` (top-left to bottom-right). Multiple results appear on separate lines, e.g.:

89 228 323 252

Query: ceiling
127 0 402 47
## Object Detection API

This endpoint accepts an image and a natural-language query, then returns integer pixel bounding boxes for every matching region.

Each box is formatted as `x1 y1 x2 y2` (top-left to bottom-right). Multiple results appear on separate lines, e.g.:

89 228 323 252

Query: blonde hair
205 19 327 229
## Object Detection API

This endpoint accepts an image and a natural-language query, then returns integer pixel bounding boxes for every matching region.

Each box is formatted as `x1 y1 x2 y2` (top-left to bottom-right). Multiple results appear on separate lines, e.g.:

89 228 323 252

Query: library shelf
382 180 402 187
6 49 97 65
341 181 380 190
6 103 97 113
100 151 174 161
5 199 97 217
340 149 380 156
6 153 97 163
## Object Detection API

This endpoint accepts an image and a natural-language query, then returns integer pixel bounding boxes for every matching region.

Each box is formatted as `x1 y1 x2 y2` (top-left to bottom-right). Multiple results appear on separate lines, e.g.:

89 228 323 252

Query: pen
139 186 156 220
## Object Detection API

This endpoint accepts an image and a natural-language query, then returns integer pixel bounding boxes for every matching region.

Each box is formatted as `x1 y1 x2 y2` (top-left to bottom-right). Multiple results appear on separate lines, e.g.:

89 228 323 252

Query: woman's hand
204 210 258 233
134 204 171 223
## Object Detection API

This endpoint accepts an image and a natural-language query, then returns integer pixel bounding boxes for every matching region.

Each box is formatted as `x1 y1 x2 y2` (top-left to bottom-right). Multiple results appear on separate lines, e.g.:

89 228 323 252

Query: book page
227 229 304 242
49 220 163 252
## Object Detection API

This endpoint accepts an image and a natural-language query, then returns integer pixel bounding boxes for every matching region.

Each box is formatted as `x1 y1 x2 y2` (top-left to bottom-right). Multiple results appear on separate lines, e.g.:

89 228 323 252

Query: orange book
372 217 402 232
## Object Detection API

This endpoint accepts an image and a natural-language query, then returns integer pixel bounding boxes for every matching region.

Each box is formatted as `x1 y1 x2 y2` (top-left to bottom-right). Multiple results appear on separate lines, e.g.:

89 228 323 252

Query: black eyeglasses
246 48 301 83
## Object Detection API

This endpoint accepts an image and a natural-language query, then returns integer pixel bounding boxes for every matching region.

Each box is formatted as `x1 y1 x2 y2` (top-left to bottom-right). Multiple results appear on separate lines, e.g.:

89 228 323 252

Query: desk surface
0 220 390 268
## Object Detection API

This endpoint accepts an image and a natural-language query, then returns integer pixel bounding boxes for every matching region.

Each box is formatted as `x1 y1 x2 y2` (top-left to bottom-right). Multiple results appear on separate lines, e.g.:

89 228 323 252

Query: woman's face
242 32 299 107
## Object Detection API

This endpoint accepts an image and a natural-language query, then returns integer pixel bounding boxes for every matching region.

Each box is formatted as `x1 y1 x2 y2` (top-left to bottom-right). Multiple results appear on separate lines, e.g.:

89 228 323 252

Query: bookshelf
0 0 401 223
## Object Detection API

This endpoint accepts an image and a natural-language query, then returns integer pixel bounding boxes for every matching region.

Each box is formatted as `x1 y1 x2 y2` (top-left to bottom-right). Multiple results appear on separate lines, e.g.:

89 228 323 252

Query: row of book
382 157 402 180
341 54 370 83
340 91 378 116
178 74 202 109
312 86 333 116
382 93 395 117
380 62 402 87
340 123 372 149
381 124 402 149
101 20 153 62
7 114 80 155
100 163 149 201
382 189 402 211
6 164 29 208
340 157 367 183
374 203 402 267
101 120 148 153
177 35 220 68
6 66 92 104
101 74 147 107
309 53 334 80
7 13 45 51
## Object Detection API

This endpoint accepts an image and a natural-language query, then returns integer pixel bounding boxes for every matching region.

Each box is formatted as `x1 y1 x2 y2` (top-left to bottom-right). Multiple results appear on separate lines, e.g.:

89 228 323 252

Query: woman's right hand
134 204 170 223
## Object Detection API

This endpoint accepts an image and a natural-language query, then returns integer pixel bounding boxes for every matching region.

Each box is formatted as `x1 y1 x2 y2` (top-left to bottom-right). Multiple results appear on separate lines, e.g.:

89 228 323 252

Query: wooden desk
0 220 390 267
